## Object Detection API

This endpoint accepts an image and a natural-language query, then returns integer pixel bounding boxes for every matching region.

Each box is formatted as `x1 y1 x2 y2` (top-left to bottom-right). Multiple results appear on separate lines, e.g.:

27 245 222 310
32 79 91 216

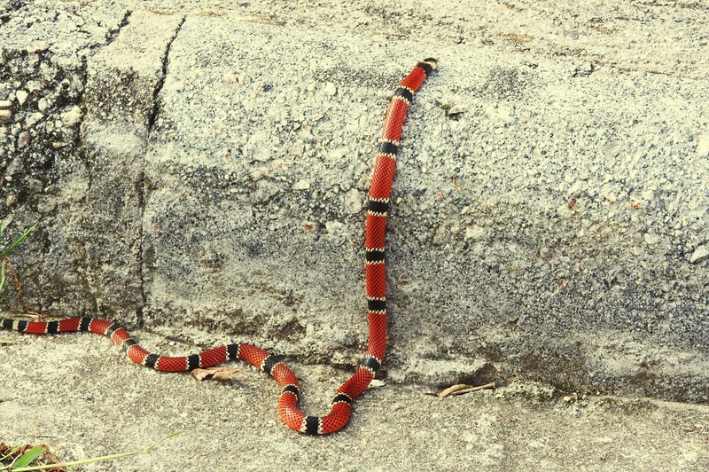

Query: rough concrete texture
1 0 709 470
2 334 709 471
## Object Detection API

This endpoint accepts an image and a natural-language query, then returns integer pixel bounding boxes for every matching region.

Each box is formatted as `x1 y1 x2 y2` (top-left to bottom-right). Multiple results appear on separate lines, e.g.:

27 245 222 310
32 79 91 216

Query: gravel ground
2 332 709 471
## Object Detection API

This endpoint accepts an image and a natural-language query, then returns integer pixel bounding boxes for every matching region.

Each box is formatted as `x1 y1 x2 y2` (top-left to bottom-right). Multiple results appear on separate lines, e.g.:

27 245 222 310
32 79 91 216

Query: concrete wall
1 1 708 402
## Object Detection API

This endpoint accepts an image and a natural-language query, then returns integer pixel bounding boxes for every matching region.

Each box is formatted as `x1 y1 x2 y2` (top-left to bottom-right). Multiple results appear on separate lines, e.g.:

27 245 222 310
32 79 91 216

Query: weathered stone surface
2 1 709 470
0 2 128 317
1 0 708 408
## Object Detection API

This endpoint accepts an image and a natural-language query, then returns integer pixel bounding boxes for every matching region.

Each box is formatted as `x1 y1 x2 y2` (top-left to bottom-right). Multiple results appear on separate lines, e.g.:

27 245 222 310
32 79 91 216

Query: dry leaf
190 367 243 381
369 379 386 388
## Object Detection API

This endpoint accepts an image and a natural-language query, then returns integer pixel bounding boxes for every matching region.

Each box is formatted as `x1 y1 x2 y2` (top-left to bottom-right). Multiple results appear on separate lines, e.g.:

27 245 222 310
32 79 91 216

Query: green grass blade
7 431 183 472
0 222 38 259
11 446 45 468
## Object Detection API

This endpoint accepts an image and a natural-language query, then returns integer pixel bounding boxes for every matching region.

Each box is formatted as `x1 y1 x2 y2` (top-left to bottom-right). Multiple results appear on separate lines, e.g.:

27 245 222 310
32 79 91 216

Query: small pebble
465 224 486 240
325 220 343 234
17 130 31 147
222 73 240 84
343 188 361 214
249 167 268 181
292 179 310 190
61 105 83 126
25 80 42 93
16 90 29 105
323 82 337 96
25 112 43 128
25 41 49 53
644 233 660 245
697 135 709 157
689 245 709 264
573 62 594 76
446 105 466 117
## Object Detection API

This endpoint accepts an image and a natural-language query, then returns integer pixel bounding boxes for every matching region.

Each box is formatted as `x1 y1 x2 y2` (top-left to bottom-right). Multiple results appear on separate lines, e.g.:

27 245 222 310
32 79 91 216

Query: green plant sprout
0 432 183 471
0 222 182 470
0 221 38 294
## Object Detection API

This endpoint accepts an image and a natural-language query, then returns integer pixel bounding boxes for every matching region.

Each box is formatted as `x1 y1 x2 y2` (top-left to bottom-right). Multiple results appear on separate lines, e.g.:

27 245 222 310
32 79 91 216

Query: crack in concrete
105 9 133 47
137 15 187 327
147 15 186 131
78 9 133 53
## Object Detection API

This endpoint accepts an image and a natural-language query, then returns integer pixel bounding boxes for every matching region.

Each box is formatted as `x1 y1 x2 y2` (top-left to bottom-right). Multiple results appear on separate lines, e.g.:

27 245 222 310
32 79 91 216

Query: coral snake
1 58 437 435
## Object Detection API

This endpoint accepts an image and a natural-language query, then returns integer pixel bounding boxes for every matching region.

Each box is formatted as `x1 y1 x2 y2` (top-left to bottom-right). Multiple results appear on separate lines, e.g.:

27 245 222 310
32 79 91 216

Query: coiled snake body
1 58 437 435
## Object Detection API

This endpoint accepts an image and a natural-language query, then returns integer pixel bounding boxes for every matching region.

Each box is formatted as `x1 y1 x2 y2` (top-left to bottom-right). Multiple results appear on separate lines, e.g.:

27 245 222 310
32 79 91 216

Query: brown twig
437 382 496 398
3 258 32 312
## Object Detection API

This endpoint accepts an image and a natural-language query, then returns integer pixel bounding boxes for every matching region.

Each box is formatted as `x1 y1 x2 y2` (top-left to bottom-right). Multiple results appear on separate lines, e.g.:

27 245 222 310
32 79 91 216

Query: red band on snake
1 58 437 435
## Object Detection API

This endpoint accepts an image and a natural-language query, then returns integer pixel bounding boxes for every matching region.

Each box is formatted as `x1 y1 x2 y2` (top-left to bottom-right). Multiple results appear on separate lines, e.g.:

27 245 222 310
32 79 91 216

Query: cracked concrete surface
1 1 709 470
3 334 709 471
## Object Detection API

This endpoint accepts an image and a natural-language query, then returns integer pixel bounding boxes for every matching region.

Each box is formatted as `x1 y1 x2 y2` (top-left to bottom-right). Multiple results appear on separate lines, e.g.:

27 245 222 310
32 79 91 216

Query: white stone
325 220 343 234
61 105 83 126
644 233 660 245
323 82 336 96
690 245 709 264
343 188 361 214
465 224 486 240
25 41 49 53
15 90 28 105
292 179 310 190
696 135 709 157
25 112 44 128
